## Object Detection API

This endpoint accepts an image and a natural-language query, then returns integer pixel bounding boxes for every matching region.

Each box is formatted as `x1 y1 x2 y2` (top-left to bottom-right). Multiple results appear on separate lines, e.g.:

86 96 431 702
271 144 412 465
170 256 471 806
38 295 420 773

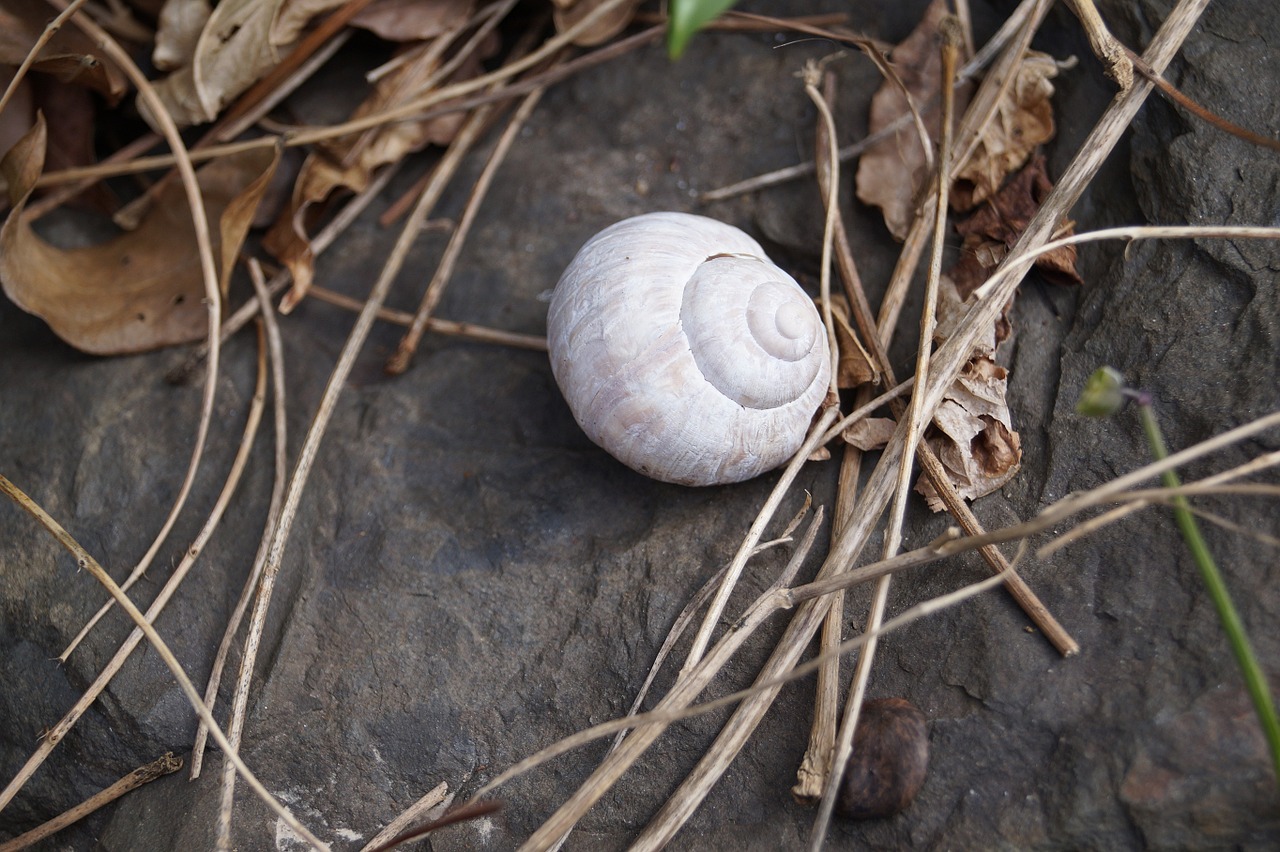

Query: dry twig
190 264 289 780
359 781 450 852
0 753 182 852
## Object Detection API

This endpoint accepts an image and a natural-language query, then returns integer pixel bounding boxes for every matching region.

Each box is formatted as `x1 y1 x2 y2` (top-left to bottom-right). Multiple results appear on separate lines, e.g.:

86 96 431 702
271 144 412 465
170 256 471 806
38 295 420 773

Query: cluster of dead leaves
847 0 1082 510
0 0 643 353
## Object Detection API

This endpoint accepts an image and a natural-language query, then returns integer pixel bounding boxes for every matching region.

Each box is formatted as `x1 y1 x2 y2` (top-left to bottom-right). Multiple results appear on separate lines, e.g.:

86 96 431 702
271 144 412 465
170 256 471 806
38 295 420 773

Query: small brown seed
835 697 929 820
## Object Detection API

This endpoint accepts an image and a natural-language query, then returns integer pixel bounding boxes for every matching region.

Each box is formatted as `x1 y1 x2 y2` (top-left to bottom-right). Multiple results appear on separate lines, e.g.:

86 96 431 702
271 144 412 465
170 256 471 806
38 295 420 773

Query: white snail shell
547 212 831 486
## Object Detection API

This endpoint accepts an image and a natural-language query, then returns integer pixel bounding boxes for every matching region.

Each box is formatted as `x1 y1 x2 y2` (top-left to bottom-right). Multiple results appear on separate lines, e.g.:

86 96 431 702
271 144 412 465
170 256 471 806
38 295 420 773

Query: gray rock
2 1 1277 849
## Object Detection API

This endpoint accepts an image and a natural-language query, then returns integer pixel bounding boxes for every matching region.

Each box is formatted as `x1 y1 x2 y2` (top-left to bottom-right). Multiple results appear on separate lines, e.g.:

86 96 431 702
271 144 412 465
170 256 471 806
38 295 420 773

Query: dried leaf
351 0 475 42
553 0 644 47
2 69 116 212
826 294 878 389
916 272 1022 510
854 0 967 240
842 417 898 452
950 154 1082 299
271 0 350 46
951 52 1059 212
0 115 280 354
915 357 1022 511
153 0 213 72
933 272 1010 357
142 0 292 127
0 0 128 102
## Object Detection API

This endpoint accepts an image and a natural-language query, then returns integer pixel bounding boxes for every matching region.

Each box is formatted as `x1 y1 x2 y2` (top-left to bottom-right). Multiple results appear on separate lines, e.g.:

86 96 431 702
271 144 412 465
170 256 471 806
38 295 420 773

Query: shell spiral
546 212 831 486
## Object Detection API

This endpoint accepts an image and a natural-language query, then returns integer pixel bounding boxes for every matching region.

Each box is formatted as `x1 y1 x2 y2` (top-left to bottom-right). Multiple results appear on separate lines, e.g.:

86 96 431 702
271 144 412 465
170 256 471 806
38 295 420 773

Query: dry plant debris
1 115 278 354
0 0 126 100
1 0 1278 849
854 0 962 242
951 153 1083 297
847 0 1083 511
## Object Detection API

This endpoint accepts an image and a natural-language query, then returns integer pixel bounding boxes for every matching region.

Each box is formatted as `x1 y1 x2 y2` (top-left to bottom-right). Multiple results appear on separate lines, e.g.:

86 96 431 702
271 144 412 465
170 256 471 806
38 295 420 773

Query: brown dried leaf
951 51 1059 212
0 0 128 102
153 0 212 71
143 0 293 127
826 294 878 389
842 417 898 452
915 357 1022 511
854 0 967 240
0 116 280 354
916 274 1021 510
950 154 1082 299
351 0 475 42
553 0 643 47
933 273 1001 357
271 0 350 45
2 70 116 212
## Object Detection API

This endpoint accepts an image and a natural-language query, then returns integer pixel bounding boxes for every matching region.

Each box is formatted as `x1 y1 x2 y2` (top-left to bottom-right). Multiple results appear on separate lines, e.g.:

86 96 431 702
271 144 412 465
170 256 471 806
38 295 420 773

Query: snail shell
546 212 831 486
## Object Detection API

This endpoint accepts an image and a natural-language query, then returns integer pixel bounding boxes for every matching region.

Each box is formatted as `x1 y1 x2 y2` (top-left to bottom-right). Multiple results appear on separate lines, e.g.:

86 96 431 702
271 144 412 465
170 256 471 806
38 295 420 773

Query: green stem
1138 404 1280 783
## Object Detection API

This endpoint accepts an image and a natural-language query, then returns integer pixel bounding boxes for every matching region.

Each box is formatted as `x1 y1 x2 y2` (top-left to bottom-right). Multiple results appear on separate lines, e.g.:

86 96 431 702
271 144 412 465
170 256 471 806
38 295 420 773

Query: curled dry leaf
0 116 280 354
0 73 115 212
842 417 898 452
914 273 1022 510
349 0 475 42
0 0 128 103
933 272 1009 356
855 0 1060 239
950 52 1060 212
142 0 288 127
552 0 644 47
855 0 967 241
950 154 1083 299
144 0 351 128
915 353 1022 511
152 0 213 71
826 294 878 389
915 361 1022 511
0 70 35 157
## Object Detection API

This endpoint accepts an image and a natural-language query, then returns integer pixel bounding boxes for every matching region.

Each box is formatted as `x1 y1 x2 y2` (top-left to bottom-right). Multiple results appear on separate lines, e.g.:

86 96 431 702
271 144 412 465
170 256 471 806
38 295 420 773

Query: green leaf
667 0 739 59
1076 366 1127 417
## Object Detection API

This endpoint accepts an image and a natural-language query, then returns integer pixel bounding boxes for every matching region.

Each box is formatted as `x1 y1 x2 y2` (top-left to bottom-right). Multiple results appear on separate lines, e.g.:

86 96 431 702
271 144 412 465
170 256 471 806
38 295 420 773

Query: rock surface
2 1 1278 849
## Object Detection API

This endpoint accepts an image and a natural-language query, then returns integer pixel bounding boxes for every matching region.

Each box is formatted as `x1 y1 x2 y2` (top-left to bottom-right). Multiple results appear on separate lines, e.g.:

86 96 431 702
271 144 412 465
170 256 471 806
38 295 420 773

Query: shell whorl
680 254 825 409
547 212 831 486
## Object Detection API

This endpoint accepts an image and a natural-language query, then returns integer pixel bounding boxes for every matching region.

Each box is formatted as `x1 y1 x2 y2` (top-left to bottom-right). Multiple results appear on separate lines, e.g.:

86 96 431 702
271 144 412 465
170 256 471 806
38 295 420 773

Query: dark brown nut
835 697 929 820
